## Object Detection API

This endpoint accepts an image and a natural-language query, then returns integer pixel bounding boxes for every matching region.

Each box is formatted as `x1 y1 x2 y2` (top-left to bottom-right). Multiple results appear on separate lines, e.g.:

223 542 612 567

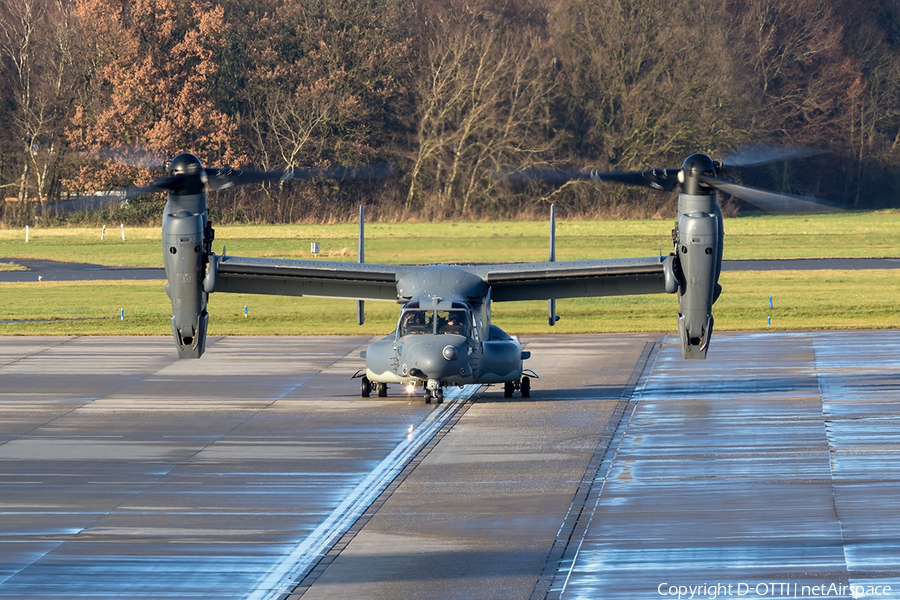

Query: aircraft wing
213 255 405 301
469 256 673 302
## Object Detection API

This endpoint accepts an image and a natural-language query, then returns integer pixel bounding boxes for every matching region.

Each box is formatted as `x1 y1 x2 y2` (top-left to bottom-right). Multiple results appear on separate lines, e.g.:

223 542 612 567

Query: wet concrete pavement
555 331 900 600
293 334 659 600
0 336 469 599
1 333 900 599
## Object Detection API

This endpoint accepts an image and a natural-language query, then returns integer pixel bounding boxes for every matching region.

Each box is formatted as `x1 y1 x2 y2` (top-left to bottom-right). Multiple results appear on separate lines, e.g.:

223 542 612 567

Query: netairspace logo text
657 582 893 599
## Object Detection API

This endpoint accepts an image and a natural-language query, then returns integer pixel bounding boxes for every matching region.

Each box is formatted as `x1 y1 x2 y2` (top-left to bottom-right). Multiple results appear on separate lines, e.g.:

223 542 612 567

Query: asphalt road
2 333 900 599
2 257 900 282
0 258 164 281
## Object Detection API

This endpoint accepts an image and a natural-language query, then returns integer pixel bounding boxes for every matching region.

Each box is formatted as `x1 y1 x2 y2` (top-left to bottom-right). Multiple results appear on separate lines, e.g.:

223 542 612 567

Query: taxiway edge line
246 383 481 600
540 340 662 600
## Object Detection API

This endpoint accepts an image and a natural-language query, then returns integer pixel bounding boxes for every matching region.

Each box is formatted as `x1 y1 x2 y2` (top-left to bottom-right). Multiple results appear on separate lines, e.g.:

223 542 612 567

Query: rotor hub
678 153 716 196
166 153 207 196
168 153 203 176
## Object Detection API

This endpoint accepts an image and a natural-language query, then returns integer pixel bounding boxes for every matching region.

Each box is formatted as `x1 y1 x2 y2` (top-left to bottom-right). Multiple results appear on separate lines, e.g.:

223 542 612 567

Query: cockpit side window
436 310 469 336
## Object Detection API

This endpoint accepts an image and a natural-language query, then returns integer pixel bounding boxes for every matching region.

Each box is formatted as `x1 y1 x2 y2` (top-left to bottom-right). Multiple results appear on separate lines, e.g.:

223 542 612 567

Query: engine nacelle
675 208 720 359
163 210 209 358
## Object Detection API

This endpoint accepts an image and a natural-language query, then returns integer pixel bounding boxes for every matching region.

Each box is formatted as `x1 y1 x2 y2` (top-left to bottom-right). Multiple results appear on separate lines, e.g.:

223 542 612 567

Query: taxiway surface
1 333 900 599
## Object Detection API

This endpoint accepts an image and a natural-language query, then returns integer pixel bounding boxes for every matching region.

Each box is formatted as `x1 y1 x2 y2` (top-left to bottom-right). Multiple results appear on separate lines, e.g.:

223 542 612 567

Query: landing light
406 383 416 394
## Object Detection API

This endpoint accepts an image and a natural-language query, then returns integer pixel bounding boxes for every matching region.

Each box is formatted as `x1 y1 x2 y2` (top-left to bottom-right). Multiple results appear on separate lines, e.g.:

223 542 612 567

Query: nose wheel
424 388 444 405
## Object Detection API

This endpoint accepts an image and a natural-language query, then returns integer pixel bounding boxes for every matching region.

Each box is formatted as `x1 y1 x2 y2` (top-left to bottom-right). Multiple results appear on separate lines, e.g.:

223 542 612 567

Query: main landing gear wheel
502 378 531 398
361 376 371 398
435 388 444 404
377 382 388 397
424 390 432 404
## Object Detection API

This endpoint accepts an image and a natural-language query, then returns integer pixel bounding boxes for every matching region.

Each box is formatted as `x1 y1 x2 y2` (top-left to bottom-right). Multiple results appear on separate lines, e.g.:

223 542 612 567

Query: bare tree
0 0 83 220
229 0 414 222
538 0 742 214
727 0 854 146
406 12 557 217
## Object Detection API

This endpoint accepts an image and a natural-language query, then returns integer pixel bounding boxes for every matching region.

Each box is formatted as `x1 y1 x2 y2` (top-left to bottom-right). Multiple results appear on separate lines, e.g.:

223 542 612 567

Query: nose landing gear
424 388 444 405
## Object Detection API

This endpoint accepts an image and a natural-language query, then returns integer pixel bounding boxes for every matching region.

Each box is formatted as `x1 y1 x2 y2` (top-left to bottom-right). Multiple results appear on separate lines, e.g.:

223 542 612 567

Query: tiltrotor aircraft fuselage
151 149 830 403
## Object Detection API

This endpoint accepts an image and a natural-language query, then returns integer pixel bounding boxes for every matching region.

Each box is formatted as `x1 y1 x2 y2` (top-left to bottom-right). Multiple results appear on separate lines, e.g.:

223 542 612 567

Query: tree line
2 0 900 224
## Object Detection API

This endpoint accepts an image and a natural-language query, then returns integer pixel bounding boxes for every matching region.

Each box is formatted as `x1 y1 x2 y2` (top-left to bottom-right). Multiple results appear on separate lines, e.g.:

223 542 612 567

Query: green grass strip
2 210 900 267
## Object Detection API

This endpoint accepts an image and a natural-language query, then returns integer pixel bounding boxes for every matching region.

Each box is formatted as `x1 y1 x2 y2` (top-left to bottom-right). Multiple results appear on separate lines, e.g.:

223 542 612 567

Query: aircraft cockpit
398 301 473 338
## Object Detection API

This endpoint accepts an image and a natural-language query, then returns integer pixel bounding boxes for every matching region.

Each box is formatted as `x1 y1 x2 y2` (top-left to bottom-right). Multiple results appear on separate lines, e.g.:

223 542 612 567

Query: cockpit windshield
399 310 432 336
398 308 471 337
436 310 469 336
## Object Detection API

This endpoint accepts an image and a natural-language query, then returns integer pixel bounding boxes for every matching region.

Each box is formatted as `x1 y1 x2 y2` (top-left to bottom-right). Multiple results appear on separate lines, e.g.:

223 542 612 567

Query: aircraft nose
403 338 468 379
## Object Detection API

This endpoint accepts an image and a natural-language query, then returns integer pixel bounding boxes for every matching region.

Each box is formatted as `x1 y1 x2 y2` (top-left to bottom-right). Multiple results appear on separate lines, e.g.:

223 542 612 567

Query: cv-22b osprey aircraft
141 148 831 403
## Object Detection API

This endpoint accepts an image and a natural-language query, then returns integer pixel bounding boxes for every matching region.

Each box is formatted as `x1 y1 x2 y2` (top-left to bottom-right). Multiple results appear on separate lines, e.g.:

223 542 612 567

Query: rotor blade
123 175 184 199
699 175 838 213
204 163 395 191
720 145 822 170
588 167 681 191
204 167 292 192
492 166 593 182
88 147 167 170
289 163 396 180
493 166 680 191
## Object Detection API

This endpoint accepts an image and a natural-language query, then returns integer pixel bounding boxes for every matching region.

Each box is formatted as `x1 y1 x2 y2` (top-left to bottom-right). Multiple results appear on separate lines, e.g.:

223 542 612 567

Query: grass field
1 211 899 336
3 210 900 267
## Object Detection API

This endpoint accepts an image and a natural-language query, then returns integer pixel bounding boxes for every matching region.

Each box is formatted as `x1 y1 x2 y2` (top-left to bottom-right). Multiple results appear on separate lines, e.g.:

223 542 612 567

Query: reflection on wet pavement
0 336 462 599
559 331 900 599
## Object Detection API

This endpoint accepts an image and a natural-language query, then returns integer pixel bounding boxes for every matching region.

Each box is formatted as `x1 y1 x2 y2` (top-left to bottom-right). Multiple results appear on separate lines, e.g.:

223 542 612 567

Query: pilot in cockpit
438 311 468 336
400 311 426 336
